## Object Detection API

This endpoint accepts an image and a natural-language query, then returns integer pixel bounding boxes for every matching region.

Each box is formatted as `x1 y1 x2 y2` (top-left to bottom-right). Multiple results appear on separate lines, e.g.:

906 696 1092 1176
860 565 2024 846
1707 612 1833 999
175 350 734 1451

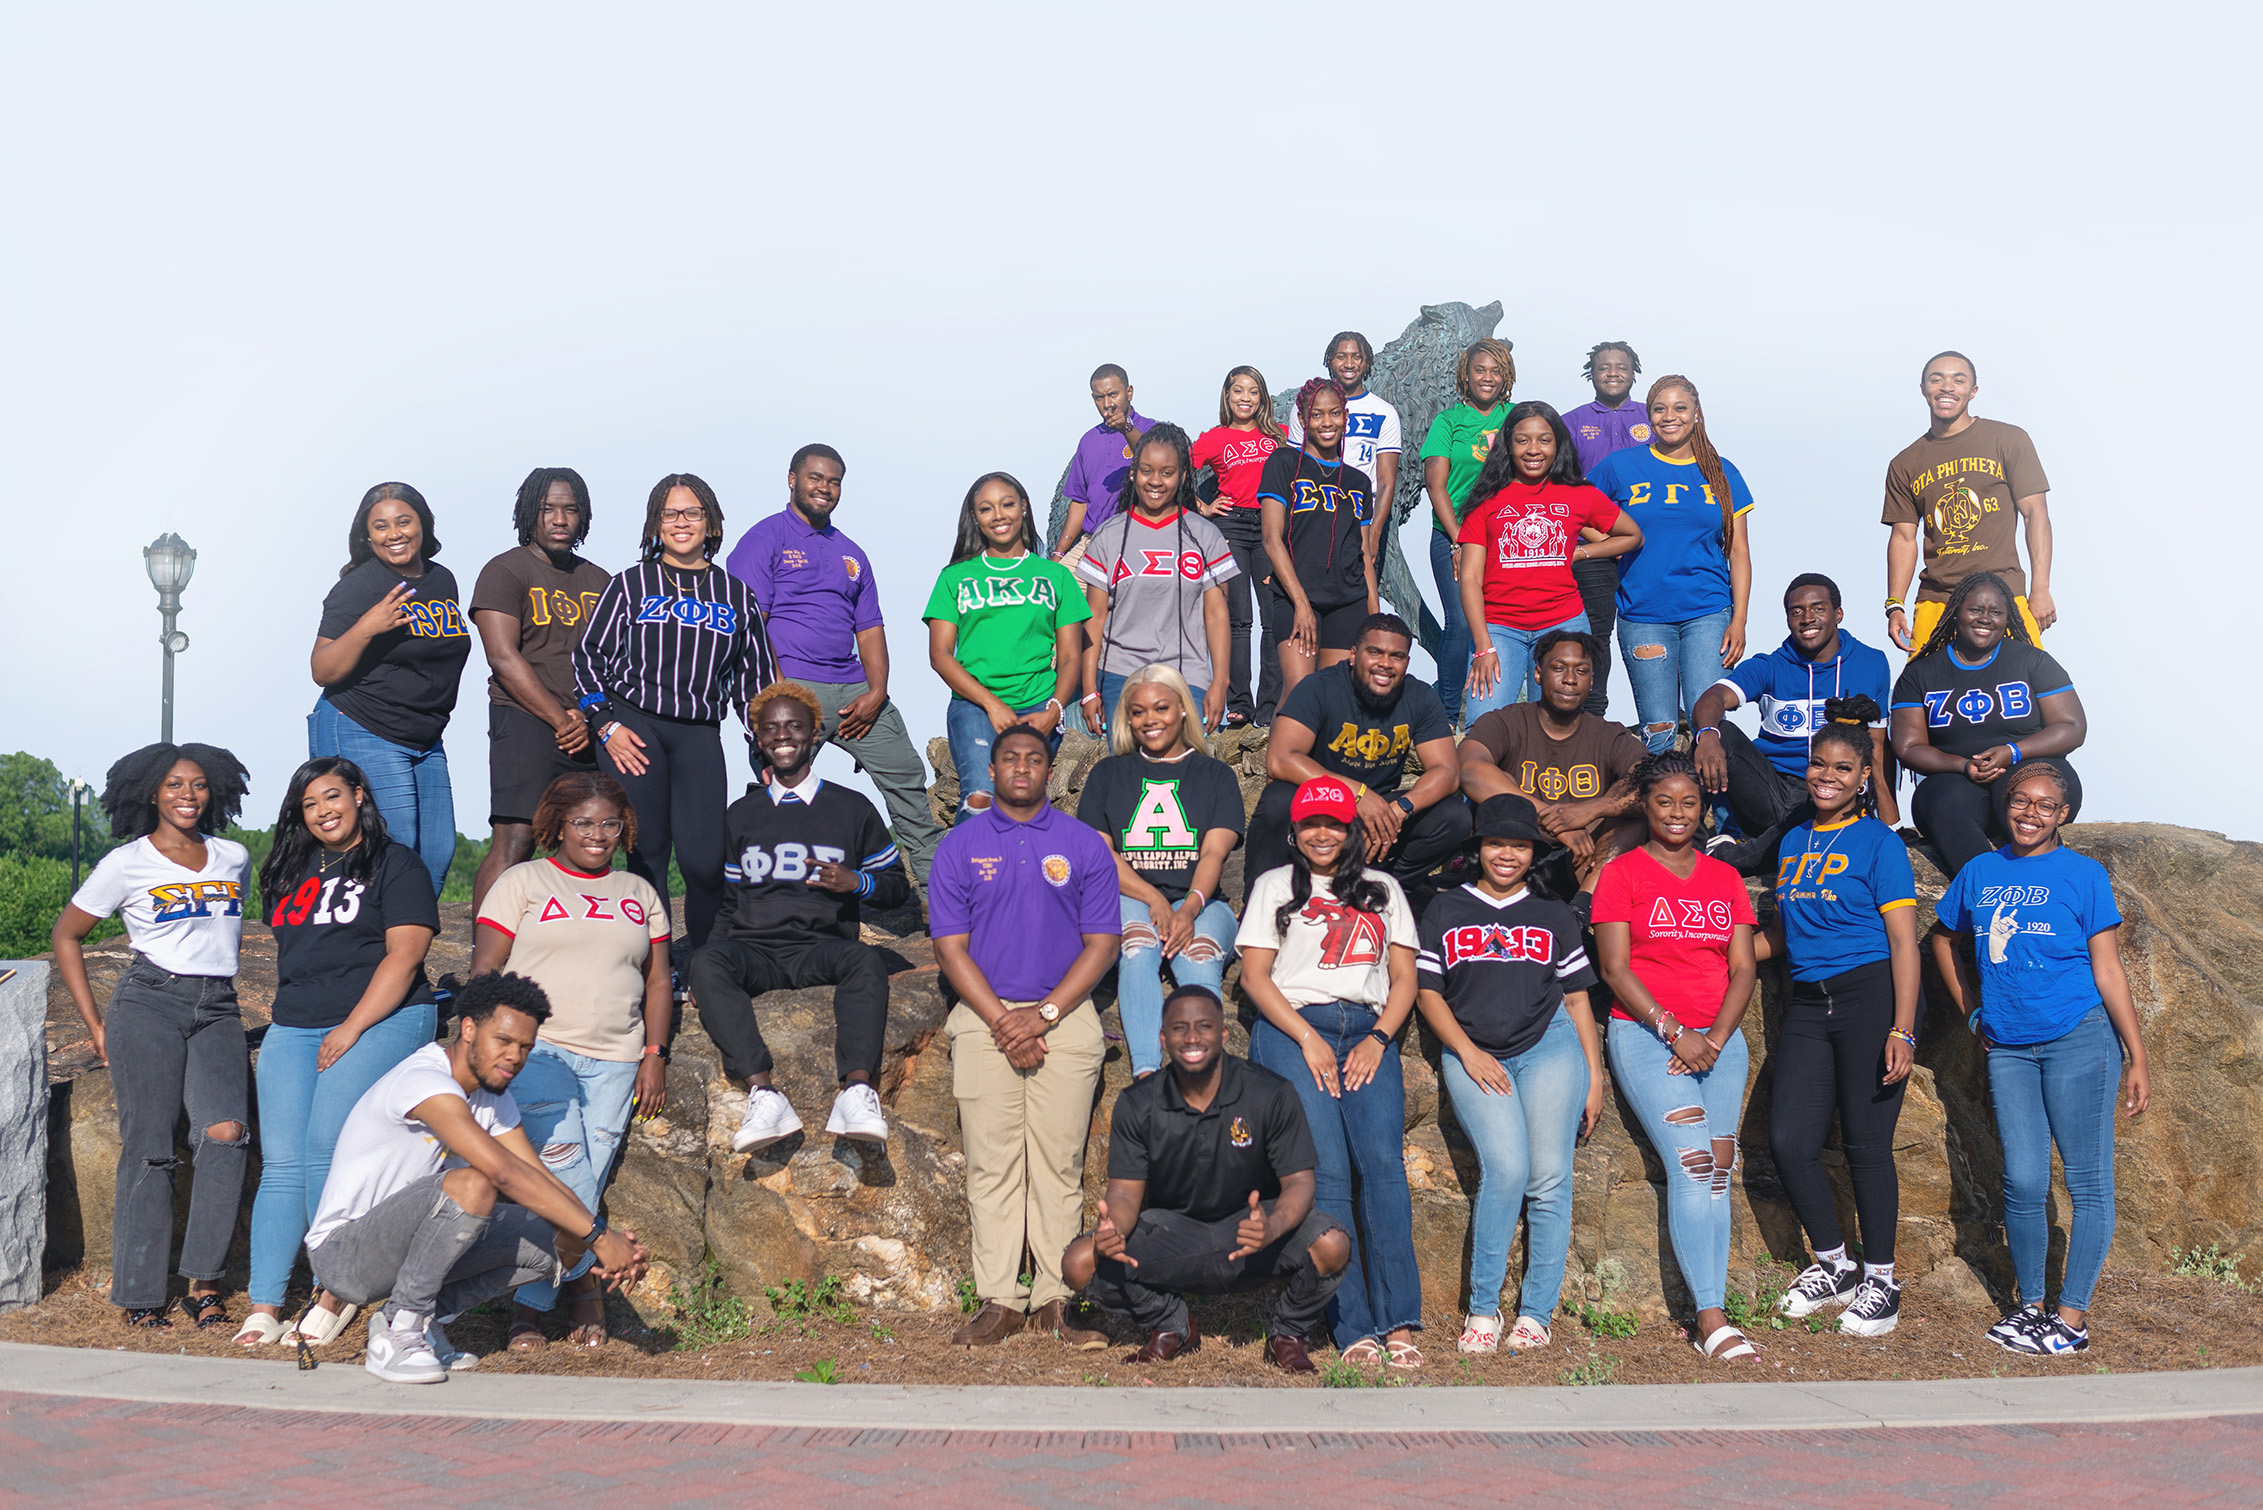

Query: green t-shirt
1418 401 1513 533
922 552 1093 710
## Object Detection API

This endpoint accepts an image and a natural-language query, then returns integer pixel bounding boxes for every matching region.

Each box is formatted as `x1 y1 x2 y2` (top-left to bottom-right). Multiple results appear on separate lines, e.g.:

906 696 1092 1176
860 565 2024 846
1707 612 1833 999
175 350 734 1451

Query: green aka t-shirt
922 552 1093 710
1418 402 1513 534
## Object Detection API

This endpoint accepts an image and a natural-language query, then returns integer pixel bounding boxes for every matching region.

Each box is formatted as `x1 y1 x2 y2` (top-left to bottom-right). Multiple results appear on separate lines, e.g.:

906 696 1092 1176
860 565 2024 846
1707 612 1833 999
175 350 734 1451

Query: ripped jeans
1115 894 1238 1078
508 1042 639 1312
1607 1018 1750 1313
1616 609 1734 754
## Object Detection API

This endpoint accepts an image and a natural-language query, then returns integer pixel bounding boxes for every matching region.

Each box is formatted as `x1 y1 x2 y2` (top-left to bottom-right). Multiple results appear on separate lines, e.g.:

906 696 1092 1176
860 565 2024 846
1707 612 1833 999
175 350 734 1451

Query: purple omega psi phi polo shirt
927 801 1120 1001
724 507 884 685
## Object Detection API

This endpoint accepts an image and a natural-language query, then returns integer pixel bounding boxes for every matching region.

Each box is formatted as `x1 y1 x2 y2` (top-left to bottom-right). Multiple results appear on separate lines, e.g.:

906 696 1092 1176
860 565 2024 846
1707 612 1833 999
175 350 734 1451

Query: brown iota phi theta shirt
1464 702 1648 806
1881 417 2050 602
470 544 610 712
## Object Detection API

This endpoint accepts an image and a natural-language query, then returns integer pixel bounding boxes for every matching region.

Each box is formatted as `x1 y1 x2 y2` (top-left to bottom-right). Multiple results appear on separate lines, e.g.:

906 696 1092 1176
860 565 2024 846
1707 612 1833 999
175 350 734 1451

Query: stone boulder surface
0 962 48 1309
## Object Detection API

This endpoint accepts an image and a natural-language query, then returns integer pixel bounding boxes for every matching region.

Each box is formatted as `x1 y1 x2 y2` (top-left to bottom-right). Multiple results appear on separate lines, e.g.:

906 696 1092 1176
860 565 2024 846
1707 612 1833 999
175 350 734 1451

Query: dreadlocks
511 467 592 548
1582 341 1641 382
1645 375 1736 550
1911 570 2033 661
1323 330 1374 375
639 473 725 563
1454 338 1516 403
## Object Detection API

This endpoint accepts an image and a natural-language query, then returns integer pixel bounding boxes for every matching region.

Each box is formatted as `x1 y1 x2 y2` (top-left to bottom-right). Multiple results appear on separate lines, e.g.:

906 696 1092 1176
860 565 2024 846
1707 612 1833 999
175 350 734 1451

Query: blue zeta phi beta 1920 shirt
925 800 1121 1001
1586 445 1756 624
1772 817 1916 981
1722 631 1894 779
1934 845 2121 1046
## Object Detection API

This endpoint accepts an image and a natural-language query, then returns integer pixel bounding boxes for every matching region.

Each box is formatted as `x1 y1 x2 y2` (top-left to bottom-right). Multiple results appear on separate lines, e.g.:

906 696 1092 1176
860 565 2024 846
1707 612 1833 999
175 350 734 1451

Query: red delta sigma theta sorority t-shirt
1589 847 1755 1029
1456 479 1621 630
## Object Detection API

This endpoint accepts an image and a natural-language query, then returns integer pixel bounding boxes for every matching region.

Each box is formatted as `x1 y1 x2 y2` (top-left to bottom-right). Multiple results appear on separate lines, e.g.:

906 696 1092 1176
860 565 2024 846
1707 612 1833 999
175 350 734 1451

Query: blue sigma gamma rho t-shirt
1772 816 1915 981
1587 445 1755 624
1723 631 1894 779
1935 845 2121 1046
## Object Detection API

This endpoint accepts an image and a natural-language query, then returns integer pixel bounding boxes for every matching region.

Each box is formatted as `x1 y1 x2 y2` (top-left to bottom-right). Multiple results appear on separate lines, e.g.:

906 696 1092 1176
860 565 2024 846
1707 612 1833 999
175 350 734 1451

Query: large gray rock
0 963 48 1308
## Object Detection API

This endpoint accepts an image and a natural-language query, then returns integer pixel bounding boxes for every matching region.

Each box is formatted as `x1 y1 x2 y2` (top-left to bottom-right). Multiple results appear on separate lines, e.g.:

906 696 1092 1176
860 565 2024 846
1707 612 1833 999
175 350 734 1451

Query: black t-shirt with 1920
267 840 440 1030
1076 750 1246 902
1277 663 1452 794
317 558 474 750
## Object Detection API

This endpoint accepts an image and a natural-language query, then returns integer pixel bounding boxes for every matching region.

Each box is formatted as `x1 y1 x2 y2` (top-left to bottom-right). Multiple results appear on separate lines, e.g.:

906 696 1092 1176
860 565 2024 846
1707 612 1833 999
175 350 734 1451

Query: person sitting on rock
1248 613 1469 915
305 970 649 1384
1691 573 1897 874
1063 985 1350 1373
1457 629 1646 916
1929 760 2151 1359
686 682 911 1154
1889 570 2085 879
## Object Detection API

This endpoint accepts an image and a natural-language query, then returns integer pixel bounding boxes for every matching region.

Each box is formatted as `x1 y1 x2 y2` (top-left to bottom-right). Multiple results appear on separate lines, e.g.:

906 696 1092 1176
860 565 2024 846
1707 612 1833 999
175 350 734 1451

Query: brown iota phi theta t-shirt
1464 702 1647 805
469 544 610 712
1881 417 2050 602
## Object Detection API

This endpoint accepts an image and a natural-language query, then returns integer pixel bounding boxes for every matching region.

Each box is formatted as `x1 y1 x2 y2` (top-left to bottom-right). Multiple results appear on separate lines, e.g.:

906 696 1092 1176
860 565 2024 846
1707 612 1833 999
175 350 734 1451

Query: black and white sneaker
1838 1276 1901 1337
1986 1305 2050 1353
1779 1259 1862 1317
2032 1317 2090 1355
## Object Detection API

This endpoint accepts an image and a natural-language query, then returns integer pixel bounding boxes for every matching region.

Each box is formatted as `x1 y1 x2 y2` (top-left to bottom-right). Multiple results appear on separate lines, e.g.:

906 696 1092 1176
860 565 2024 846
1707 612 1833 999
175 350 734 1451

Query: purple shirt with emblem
724 507 884 685
1064 409 1154 539
927 800 1120 1001
1562 398 1653 476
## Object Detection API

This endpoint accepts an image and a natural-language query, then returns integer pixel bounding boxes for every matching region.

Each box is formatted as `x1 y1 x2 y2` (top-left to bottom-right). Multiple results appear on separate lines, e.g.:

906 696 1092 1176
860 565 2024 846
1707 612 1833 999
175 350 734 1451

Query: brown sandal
507 1312 549 1352
565 1286 608 1348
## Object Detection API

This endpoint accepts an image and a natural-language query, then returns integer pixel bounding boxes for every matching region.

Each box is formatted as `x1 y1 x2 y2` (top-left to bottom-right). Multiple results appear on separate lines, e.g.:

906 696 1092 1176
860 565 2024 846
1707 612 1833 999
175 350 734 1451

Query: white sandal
282 1299 359 1346
231 1312 287 1348
1694 1324 1756 1361
1458 1315 1502 1353
1505 1317 1552 1352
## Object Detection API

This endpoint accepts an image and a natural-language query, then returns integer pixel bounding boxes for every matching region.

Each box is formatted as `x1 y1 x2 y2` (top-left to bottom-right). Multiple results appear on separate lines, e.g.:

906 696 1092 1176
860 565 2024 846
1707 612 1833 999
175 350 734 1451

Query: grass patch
1557 1347 1622 1386
765 1274 859 1327
2169 1242 2253 1291
667 1257 751 1352
1571 1298 1638 1340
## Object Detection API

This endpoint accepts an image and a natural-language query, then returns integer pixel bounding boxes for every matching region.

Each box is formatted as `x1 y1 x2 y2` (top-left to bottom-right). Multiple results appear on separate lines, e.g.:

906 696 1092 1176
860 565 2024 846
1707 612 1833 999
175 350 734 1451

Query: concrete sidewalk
4 1341 2258 1435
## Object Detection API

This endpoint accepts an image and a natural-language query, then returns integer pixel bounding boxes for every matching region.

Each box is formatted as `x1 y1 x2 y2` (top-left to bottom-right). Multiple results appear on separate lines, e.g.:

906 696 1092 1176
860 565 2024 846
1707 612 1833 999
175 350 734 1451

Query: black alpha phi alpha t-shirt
1256 448 1374 611
1076 750 1246 902
1278 664 1452 794
267 840 441 1030
1890 640 2074 760
318 558 474 750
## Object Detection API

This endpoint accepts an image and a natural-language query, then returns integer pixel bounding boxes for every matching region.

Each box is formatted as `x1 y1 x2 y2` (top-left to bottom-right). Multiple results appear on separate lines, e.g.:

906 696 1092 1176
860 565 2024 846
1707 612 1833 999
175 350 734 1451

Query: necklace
1789 818 1856 898
317 840 361 877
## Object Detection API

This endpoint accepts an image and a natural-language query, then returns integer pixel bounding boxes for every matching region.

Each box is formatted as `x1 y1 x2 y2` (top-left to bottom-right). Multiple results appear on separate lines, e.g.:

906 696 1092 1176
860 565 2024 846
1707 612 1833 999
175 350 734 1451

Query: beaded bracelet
1887 1028 1917 1048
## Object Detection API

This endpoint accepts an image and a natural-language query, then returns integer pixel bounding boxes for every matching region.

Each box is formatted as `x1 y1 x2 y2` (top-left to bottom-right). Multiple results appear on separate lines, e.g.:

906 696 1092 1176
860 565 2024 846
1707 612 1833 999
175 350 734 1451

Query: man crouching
1062 984 1349 1373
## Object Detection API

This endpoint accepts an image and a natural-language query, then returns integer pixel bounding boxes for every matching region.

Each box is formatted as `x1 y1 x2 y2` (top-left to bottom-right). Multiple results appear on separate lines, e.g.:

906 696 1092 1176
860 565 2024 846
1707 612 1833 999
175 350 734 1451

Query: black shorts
488 701 596 825
1269 593 1367 653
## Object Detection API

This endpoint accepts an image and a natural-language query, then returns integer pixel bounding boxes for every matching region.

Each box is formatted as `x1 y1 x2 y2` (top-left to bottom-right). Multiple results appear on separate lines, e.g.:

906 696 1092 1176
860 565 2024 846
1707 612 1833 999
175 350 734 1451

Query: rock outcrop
0 962 47 1309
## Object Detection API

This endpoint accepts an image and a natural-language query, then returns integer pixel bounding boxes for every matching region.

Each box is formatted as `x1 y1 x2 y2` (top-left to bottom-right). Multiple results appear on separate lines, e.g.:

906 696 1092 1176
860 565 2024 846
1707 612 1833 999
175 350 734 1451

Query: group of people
46 337 2147 1380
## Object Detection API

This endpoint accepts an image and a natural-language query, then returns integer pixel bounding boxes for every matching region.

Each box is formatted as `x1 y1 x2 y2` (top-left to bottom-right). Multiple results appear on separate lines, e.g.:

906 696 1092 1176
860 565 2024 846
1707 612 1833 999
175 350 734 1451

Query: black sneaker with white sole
1838 1276 1901 1337
1986 1305 2050 1353
1779 1259 1862 1317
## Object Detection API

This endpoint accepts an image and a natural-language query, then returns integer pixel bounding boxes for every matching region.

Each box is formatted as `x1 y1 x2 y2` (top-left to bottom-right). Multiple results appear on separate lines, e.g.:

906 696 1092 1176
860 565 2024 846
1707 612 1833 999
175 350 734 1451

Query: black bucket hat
1469 793 1557 855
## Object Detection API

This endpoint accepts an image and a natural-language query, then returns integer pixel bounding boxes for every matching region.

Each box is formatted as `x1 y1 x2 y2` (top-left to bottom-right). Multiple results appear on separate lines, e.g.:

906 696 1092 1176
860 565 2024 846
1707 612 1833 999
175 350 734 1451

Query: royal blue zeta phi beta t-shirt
1934 845 2120 1046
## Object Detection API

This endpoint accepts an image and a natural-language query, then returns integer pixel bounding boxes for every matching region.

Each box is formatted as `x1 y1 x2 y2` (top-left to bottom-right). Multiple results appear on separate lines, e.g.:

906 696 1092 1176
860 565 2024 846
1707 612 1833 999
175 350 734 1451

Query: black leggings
1768 958 1906 1265
1911 755 2083 879
1571 555 1619 719
599 703 728 948
687 935 889 1084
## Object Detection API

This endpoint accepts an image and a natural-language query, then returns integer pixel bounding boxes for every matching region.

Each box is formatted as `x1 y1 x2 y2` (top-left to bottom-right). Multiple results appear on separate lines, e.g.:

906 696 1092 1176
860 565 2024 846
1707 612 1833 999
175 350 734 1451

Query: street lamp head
144 533 196 596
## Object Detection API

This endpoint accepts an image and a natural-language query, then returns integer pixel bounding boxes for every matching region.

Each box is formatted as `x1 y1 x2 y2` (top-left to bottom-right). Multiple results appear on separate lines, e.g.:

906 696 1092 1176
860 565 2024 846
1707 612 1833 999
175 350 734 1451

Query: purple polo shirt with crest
1562 398 1654 476
1064 409 1154 537
927 800 1120 1000
724 507 884 685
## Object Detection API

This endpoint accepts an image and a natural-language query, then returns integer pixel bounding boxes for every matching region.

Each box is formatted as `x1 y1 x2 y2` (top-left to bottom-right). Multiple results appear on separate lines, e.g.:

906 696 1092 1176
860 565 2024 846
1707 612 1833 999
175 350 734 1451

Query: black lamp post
143 533 196 744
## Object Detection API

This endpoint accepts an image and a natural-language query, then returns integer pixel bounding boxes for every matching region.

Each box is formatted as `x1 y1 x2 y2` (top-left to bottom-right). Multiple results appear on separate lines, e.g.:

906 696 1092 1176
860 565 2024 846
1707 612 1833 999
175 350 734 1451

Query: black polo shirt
1106 1056 1317 1224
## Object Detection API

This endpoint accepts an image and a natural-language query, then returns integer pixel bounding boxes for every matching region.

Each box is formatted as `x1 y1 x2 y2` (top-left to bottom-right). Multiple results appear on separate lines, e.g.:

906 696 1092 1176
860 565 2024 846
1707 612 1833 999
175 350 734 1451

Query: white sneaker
426 1318 477 1371
733 1085 804 1152
826 1083 888 1143
364 1312 447 1384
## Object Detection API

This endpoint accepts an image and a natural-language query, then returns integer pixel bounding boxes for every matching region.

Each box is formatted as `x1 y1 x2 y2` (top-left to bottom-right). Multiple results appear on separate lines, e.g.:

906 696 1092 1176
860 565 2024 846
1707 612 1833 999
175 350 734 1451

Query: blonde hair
1108 664 1210 757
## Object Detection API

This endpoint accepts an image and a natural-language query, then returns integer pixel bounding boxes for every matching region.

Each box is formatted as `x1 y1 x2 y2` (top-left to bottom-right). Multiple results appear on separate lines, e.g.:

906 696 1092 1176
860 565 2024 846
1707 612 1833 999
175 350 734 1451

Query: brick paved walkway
1 1391 2256 1505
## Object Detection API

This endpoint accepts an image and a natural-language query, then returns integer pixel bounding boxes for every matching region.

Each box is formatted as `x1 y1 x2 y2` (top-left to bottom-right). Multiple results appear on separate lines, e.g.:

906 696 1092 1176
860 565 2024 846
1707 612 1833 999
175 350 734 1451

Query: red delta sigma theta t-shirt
1190 425 1283 510
1456 479 1621 630
1589 847 1755 1029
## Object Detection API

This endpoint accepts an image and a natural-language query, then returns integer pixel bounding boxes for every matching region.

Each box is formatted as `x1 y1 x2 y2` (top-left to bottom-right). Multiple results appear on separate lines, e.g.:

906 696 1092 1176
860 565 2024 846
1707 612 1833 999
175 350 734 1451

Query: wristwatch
1036 1002 1061 1023
581 1215 609 1246
1394 795 1415 816
1366 1028 1391 1048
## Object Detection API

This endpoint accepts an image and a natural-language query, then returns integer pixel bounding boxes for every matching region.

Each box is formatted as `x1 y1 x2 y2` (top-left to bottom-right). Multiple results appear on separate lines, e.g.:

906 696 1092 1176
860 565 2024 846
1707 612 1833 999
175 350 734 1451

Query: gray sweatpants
309 1172 562 1325
799 677 942 886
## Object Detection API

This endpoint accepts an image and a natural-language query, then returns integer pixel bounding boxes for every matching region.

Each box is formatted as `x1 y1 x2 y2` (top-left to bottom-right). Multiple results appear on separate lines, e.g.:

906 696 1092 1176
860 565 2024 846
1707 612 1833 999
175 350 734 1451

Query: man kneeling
305 971 649 1384
1062 985 1349 1373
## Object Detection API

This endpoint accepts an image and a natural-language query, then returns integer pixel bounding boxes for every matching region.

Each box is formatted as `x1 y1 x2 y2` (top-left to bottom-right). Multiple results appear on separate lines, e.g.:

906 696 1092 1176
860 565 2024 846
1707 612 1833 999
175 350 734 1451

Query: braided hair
1454 339 1517 403
98 743 250 840
1295 376 1350 428
1912 570 2032 661
1272 815 1390 937
1631 747 1702 802
511 467 592 548
1582 341 1641 382
1645 375 1736 550
639 473 725 563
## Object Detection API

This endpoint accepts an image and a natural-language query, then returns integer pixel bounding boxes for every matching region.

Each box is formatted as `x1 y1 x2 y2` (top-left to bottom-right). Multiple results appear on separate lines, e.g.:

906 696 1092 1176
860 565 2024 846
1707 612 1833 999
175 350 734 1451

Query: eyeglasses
567 817 625 836
2005 795 2064 816
660 507 707 525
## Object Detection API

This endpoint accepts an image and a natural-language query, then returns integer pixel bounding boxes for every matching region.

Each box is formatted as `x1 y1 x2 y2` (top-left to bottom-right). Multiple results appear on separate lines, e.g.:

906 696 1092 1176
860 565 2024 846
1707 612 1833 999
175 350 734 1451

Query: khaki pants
947 1000 1105 1310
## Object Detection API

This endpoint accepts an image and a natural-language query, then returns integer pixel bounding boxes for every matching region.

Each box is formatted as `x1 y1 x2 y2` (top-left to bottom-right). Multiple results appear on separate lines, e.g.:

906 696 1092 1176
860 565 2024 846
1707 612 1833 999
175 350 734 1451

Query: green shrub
0 853 123 958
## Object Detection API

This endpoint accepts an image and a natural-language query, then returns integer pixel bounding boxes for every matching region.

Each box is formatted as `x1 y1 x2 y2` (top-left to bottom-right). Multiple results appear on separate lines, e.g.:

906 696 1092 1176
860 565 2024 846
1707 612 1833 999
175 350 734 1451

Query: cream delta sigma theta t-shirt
1236 868 1419 1009
70 835 251 977
305 1042 519 1250
476 858 671 1062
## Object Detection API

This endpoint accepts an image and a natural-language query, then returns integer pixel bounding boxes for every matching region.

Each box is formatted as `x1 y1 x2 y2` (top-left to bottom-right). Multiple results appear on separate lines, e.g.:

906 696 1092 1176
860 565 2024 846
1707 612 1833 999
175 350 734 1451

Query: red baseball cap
1289 776 1359 824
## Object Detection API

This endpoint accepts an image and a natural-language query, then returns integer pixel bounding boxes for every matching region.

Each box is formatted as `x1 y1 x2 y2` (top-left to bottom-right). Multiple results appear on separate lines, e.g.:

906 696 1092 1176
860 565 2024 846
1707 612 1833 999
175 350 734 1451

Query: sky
3 2 2255 839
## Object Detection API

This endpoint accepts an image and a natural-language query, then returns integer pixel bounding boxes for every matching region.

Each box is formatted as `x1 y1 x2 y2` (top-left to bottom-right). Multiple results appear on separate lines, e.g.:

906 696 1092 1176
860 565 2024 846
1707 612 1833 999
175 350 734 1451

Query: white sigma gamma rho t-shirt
69 835 250 977
305 1042 520 1250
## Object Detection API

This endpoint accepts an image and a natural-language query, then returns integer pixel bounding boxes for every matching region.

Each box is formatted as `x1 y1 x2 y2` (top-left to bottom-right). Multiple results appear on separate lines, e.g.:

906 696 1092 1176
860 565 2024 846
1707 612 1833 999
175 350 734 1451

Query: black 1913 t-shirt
267 840 440 1029
317 558 473 750
1076 749 1245 902
1891 640 2074 760
1417 884 1597 1058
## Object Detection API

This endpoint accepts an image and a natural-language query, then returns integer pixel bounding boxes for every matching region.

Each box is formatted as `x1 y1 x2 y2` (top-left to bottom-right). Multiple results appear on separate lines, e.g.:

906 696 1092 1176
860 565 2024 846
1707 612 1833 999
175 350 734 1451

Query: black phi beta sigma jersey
1416 884 1597 1059
573 560 775 730
713 778 912 949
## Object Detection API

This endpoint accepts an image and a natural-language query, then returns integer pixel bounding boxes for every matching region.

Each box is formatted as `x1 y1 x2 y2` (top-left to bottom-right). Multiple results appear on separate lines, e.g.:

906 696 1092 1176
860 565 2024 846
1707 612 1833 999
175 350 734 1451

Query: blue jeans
1988 1004 2122 1313
1250 1001 1423 1349
946 695 1066 814
1095 672 1208 740
1428 530 1471 724
308 698 456 894
248 1000 437 1306
1607 1019 1751 1313
1616 609 1735 754
1467 611 1592 721
1440 1010 1590 1325
510 1042 642 1311
1114 895 1237 1078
